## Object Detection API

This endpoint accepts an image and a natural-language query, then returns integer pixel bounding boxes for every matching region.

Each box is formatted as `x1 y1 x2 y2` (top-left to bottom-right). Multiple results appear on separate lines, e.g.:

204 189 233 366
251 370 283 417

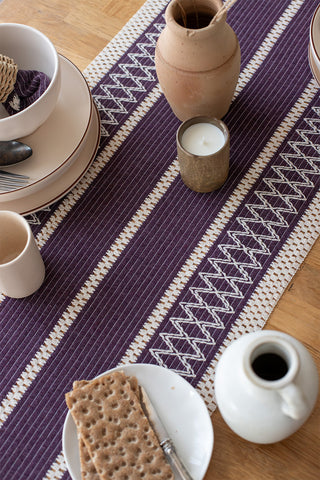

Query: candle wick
201 136 207 145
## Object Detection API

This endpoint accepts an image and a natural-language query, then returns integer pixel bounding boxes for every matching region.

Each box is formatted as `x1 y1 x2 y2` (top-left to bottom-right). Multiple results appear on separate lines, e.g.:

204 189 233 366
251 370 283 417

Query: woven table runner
1 0 320 478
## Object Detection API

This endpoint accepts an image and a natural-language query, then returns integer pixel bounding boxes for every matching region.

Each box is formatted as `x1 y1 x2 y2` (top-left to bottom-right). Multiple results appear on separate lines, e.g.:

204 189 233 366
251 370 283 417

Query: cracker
72 380 101 480
78 437 101 480
66 371 174 480
72 375 141 480
73 376 139 395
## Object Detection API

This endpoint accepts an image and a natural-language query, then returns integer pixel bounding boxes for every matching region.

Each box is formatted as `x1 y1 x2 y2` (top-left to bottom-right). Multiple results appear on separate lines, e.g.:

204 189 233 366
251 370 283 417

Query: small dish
62 364 214 480
0 23 60 140
0 54 92 201
0 103 100 215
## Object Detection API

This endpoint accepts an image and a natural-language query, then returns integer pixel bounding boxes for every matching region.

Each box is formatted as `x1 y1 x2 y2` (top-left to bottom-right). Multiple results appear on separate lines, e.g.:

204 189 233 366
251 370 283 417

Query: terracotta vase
155 0 241 121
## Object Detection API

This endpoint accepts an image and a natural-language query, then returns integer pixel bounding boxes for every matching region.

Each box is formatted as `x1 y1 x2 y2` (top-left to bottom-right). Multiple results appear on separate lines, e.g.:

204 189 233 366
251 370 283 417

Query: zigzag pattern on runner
93 22 164 137
150 105 320 376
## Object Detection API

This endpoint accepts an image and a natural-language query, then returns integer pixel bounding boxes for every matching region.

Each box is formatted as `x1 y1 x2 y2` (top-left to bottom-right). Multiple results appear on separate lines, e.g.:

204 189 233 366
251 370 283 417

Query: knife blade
140 386 193 480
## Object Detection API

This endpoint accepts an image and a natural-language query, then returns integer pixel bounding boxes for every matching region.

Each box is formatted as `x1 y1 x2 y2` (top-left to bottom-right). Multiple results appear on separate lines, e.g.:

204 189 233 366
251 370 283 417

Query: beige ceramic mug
0 210 45 298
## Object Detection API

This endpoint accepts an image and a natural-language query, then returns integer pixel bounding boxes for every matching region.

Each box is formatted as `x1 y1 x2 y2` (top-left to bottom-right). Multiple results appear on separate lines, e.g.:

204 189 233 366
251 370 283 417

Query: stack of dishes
310 4 320 86
0 55 101 215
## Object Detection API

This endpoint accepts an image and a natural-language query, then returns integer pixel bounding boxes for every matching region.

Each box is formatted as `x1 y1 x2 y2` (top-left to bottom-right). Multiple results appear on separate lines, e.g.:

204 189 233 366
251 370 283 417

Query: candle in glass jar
180 122 225 156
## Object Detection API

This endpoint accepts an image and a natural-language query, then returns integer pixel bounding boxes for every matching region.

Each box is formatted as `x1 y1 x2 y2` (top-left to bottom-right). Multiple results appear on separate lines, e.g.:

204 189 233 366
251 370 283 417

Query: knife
140 386 193 480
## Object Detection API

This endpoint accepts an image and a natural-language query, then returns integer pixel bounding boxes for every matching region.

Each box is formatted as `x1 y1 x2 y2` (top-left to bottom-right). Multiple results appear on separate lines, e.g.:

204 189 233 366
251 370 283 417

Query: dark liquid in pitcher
177 12 213 29
252 353 288 381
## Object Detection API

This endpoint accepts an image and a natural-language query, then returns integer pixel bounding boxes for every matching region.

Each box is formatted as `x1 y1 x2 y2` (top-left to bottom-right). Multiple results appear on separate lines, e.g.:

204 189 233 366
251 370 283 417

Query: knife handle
161 439 193 480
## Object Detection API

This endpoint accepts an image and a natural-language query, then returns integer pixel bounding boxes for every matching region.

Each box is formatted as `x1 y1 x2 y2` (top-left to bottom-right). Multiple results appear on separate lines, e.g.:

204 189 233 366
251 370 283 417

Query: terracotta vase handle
210 0 239 24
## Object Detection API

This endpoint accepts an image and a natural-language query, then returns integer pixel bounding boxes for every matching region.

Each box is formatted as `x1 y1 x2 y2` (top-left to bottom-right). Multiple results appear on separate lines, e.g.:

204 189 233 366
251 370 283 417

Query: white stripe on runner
42 453 66 480
0 0 307 429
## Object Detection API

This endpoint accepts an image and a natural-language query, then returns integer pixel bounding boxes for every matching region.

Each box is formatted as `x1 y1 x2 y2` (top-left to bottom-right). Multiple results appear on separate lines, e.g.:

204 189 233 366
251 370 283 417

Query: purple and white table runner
1 0 320 478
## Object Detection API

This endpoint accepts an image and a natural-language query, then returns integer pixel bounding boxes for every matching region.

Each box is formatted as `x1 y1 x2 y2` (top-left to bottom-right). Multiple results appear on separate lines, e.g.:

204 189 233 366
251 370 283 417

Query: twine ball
0 54 18 103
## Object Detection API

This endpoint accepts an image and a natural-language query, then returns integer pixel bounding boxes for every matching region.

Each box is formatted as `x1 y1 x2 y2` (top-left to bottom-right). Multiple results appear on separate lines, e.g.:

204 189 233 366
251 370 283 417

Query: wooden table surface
1 1 319 479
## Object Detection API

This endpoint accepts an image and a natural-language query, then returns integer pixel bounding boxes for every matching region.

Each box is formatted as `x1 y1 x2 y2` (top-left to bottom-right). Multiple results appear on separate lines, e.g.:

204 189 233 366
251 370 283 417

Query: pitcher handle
279 383 308 420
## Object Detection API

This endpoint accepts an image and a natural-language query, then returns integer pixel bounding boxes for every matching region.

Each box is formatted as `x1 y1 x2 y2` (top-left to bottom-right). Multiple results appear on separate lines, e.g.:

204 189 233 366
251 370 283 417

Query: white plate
62 364 214 480
0 103 100 215
0 54 92 201
309 44 320 86
310 4 320 76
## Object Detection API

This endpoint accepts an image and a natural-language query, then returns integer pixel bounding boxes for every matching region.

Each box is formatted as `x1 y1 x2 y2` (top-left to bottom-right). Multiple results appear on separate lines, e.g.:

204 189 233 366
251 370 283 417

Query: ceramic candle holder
176 116 230 192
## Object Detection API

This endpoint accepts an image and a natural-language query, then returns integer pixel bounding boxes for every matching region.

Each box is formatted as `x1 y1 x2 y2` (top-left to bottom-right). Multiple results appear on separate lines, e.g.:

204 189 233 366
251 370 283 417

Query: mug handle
279 383 308 420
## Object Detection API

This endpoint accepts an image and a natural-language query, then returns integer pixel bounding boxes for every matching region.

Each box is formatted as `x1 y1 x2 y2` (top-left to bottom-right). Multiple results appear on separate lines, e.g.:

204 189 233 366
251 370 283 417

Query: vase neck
166 0 226 37
159 0 239 72
243 334 300 390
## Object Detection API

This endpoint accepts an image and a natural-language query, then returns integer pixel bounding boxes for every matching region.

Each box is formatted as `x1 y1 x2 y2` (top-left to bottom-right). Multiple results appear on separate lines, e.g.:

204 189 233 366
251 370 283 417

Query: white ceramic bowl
0 23 60 141
310 4 320 81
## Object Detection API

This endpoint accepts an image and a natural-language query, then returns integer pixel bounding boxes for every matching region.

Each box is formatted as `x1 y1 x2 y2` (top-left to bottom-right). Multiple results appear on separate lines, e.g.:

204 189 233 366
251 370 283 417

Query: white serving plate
0 54 92 201
309 44 320 86
310 4 320 80
0 103 100 215
62 364 214 480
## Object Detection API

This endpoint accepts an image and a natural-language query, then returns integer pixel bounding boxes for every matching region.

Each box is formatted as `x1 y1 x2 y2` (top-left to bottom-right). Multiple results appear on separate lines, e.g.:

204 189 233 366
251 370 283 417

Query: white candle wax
181 122 225 156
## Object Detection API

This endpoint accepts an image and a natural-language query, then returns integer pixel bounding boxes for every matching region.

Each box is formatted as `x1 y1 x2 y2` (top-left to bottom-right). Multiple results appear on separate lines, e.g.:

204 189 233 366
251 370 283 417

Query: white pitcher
214 330 319 443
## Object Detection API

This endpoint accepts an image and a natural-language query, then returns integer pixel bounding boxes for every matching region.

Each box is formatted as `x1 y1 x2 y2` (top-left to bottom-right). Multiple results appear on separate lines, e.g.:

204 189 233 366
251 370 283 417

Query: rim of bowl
0 23 59 123
0 55 93 198
310 4 320 65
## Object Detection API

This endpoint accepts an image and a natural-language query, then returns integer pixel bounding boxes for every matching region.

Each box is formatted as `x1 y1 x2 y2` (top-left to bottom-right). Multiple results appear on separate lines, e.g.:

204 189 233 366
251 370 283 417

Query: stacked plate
309 4 320 86
0 55 101 215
